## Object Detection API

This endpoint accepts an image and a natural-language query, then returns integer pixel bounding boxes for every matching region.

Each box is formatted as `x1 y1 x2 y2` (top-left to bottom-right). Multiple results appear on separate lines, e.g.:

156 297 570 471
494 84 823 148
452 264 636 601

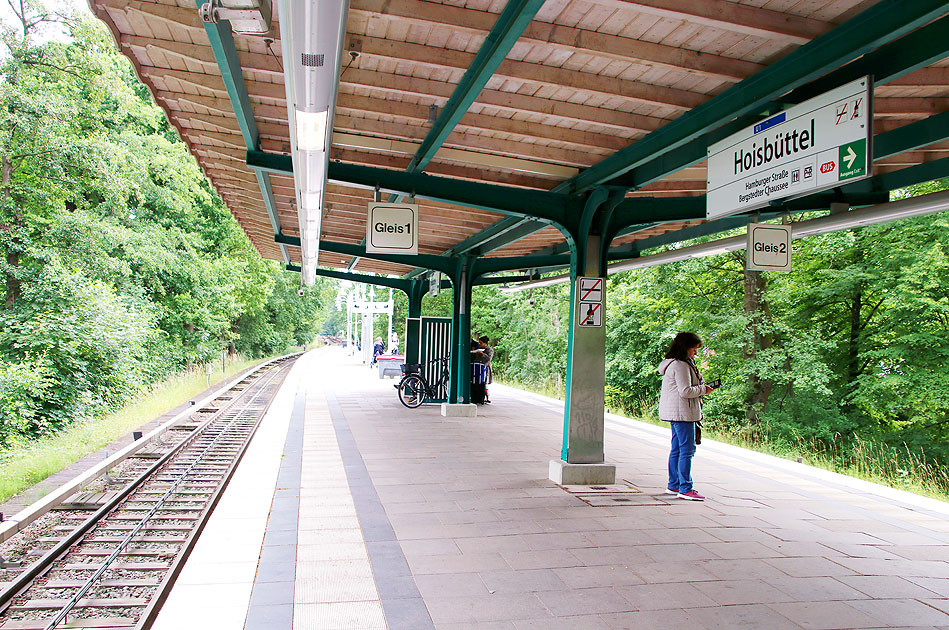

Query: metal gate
419 316 451 402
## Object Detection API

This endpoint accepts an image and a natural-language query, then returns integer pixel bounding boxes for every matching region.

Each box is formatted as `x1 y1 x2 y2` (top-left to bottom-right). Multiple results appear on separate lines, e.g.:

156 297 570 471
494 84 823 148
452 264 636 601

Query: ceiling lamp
278 0 349 285
199 0 274 36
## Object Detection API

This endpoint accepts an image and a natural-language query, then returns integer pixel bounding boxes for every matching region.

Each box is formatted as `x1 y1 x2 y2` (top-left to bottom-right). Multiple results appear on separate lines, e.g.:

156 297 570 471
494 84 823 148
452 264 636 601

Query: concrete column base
441 403 477 417
548 459 616 485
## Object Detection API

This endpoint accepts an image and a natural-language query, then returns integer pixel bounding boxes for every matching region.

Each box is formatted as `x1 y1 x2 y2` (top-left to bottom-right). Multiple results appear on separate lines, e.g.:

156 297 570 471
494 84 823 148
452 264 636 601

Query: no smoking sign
577 277 604 327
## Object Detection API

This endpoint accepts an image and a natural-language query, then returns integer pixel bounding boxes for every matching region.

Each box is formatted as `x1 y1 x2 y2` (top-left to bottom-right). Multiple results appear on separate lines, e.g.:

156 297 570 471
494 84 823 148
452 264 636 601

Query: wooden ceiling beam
155 90 288 122
886 67 949 87
138 66 287 102
349 0 762 81
333 114 602 167
605 0 832 44
340 61 666 133
343 53 702 115
338 95 630 151
335 147 557 191
121 35 282 76
180 113 288 139
874 97 949 115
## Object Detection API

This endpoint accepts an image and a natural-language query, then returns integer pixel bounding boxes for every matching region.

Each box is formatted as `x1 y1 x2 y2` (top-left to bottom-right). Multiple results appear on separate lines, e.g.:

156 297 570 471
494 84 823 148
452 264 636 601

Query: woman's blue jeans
668 421 696 493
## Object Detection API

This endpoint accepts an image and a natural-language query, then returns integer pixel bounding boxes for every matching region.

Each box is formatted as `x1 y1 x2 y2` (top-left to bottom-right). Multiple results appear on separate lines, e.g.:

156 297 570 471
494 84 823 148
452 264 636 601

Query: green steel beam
848 157 949 195
445 216 530 257
610 197 706 231
248 150 574 226
468 219 549 257
308 267 413 292
874 111 949 159
610 15 949 191
281 233 570 278
403 216 535 279
197 5 292 263
473 253 571 276
318 239 458 275
475 273 540 286
557 0 948 195
408 0 545 173
197 7 258 149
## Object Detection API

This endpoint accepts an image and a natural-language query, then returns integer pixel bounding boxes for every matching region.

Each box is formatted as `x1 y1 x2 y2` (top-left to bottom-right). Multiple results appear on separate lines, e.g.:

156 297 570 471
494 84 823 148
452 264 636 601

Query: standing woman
658 332 713 501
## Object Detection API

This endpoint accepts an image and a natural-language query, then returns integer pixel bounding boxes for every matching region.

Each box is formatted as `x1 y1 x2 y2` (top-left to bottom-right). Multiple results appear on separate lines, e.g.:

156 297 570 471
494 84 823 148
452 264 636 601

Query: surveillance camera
297 288 305 297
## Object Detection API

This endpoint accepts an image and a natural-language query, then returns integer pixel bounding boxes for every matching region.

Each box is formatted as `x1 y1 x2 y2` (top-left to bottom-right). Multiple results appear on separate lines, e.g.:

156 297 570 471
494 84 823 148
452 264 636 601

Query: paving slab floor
159 347 949 629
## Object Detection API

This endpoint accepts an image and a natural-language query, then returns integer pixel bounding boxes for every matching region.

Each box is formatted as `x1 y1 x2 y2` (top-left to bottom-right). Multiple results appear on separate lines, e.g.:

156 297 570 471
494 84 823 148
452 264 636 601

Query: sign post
366 202 419 254
707 77 872 220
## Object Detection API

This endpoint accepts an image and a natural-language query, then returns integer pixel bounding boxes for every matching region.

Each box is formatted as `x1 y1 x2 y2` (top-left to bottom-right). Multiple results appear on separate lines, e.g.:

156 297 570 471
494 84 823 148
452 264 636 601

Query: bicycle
397 356 449 408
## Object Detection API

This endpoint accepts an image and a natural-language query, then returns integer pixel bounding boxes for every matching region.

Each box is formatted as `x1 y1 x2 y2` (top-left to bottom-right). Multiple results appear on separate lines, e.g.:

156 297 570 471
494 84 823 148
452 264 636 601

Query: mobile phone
707 379 721 389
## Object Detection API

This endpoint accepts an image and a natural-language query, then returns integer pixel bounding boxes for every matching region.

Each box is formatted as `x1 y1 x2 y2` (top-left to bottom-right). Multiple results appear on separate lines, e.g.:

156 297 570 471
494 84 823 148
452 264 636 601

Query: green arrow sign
838 139 867 180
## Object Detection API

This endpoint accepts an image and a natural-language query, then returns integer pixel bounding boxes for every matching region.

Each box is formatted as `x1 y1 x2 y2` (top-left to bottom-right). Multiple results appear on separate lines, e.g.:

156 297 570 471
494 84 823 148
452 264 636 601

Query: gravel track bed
0 512 66 565
36 585 156 600
7 606 142 620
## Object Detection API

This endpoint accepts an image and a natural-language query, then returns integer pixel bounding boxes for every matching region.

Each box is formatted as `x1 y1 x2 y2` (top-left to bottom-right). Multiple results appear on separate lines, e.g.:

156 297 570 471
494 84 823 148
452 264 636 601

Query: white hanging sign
366 202 418 254
746 223 792 272
707 77 871 220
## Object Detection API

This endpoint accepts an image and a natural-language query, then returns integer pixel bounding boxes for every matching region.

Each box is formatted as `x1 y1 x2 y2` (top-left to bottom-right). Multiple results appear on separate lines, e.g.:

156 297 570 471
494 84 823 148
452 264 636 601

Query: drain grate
559 480 670 507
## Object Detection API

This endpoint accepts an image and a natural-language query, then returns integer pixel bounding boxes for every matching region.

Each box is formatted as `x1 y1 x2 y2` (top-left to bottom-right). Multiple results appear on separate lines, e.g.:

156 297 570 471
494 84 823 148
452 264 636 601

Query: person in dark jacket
658 332 713 501
372 337 385 365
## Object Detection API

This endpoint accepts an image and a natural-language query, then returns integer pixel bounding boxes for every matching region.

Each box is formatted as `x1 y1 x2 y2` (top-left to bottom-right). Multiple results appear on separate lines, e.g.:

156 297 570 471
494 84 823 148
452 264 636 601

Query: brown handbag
694 421 702 445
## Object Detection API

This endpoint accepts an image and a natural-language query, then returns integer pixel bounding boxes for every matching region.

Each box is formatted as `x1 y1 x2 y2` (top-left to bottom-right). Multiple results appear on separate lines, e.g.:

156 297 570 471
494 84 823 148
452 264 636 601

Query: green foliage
0 7 334 444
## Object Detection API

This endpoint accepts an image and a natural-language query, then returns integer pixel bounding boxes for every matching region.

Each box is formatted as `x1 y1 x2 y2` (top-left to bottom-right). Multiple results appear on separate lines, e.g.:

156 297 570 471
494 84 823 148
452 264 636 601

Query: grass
504 379 949 503
0 351 298 505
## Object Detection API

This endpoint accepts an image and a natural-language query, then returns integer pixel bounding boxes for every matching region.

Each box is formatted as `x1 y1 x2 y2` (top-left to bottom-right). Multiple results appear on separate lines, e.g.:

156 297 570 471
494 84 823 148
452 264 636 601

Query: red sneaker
677 490 705 501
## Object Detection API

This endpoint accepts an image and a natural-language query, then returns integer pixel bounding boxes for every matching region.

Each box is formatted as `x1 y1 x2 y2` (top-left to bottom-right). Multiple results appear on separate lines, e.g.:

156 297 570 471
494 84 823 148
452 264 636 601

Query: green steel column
448 261 474 404
560 190 610 463
562 234 607 463
404 279 426 365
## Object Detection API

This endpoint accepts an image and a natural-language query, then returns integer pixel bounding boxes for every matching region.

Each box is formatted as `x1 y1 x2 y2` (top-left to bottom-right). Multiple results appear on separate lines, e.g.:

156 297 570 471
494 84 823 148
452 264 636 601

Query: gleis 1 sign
707 77 872 220
366 202 419 255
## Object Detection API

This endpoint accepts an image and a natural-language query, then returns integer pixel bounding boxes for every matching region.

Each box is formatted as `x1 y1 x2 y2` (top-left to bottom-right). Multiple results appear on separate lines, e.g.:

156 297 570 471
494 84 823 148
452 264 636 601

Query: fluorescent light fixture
279 0 349 285
295 110 328 151
502 190 949 292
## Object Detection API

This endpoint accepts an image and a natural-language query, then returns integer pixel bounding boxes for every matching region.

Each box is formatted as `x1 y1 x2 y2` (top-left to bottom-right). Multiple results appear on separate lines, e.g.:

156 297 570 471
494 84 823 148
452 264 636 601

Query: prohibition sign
577 276 604 327
579 277 603 302
579 302 601 327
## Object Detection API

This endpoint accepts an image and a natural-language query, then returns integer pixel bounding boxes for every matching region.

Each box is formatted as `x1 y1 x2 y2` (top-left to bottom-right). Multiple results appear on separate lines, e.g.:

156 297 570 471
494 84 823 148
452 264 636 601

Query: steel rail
45 362 288 630
0 357 293 623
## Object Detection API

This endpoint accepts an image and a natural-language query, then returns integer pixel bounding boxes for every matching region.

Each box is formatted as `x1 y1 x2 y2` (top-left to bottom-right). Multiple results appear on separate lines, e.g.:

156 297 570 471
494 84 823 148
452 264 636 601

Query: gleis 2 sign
707 77 871 220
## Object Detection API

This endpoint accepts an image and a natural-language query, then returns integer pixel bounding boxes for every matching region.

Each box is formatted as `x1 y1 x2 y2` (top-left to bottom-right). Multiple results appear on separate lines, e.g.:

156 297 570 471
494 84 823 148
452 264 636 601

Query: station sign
576 277 604 327
707 77 872 220
746 223 792 272
366 202 418 254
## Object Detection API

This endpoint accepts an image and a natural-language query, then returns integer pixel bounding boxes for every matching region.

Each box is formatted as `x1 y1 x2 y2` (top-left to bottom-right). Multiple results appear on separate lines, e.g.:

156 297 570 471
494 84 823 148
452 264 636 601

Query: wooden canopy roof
89 0 949 278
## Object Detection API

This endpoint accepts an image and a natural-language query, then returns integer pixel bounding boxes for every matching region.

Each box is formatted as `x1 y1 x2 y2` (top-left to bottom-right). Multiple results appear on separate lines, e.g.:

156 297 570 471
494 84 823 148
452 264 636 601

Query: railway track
0 355 297 630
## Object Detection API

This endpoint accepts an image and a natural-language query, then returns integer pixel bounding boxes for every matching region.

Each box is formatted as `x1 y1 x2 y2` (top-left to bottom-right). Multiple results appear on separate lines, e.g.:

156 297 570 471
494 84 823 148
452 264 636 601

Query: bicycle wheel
398 375 427 409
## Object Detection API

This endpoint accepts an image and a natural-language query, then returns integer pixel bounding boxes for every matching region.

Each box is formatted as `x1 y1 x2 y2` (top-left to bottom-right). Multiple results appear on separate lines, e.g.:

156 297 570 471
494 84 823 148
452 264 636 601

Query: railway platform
154 347 949 630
